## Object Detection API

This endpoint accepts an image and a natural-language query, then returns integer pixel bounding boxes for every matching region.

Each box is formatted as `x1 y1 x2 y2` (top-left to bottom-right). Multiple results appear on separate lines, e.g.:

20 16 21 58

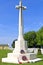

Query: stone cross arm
16 5 26 10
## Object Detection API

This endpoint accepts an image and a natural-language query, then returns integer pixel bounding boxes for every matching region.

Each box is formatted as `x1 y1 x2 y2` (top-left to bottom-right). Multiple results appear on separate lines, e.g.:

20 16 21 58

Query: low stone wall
27 48 34 53
28 48 43 55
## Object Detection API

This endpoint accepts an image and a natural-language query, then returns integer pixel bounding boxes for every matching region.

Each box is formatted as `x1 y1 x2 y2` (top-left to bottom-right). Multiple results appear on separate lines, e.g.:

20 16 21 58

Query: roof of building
0 44 9 46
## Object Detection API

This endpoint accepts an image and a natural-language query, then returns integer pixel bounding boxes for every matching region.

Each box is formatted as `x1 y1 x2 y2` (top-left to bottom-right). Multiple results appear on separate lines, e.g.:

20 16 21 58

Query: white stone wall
41 48 43 54
27 48 34 53
27 48 38 54
34 48 38 54
27 48 43 55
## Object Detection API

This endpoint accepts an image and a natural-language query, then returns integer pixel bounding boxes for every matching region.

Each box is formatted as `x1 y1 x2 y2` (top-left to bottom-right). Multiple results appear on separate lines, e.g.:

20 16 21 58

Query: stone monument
13 0 27 53
2 0 42 64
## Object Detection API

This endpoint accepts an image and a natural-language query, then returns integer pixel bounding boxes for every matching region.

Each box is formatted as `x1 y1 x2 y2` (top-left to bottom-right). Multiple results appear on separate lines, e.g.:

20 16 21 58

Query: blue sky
0 0 43 47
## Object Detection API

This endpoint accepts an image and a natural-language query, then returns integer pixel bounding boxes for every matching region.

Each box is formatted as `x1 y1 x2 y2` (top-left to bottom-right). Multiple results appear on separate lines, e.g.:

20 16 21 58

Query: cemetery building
0 44 9 49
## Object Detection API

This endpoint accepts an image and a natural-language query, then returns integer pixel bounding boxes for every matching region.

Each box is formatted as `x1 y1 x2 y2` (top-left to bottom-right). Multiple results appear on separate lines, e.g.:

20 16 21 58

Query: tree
24 31 37 47
36 27 43 48
12 39 17 48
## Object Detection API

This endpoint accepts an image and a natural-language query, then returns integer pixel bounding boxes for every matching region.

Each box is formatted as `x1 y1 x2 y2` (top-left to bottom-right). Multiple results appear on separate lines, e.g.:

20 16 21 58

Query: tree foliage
36 27 43 47
11 39 17 48
24 31 37 47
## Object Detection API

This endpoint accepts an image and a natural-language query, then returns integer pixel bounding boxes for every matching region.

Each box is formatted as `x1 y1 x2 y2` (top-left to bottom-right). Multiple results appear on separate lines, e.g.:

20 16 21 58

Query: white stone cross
14 0 27 53
16 0 26 40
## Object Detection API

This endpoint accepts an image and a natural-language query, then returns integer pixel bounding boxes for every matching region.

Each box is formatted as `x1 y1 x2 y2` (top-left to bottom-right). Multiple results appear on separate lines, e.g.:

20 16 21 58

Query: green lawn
0 49 43 65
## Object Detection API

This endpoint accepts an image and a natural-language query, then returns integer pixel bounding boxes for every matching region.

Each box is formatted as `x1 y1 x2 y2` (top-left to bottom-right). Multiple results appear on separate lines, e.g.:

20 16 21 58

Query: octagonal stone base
2 52 42 64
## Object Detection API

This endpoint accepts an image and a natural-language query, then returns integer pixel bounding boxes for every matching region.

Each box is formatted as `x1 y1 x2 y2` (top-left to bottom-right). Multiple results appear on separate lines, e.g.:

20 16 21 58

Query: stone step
2 58 18 63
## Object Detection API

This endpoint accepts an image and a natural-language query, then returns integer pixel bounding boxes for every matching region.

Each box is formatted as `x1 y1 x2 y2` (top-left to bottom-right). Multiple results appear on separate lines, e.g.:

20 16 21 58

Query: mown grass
0 49 43 65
